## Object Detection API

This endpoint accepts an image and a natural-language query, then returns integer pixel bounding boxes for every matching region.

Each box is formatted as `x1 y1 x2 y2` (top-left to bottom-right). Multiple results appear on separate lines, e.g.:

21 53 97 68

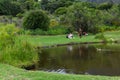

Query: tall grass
0 24 38 67
0 40 38 67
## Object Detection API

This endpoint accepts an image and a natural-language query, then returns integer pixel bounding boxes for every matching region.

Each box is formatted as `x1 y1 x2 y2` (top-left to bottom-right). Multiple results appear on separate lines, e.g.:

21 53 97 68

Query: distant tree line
1 0 120 34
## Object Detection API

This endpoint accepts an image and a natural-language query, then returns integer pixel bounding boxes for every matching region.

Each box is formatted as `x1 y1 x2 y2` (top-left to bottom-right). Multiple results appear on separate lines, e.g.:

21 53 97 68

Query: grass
104 31 120 40
0 40 39 67
19 35 100 46
19 30 120 46
0 63 120 80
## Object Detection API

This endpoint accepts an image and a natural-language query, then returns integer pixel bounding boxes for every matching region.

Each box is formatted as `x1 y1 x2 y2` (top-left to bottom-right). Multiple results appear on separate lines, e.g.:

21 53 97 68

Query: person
66 33 73 39
78 28 82 38
83 32 88 36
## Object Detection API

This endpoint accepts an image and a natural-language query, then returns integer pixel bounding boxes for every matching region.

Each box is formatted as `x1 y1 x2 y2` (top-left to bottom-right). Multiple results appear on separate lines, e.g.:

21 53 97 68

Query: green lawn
0 64 120 80
19 31 120 46
19 35 100 46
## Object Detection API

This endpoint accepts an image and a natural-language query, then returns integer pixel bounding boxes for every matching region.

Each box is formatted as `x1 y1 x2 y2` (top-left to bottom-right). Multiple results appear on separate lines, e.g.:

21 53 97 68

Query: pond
34 43 120 76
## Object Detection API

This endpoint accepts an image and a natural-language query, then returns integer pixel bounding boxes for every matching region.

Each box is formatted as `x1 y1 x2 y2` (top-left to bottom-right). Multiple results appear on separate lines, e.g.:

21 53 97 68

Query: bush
49 19 59 28
88 25 101 34
27 25 68 35
100 25 118 31
0 24 38 67
23 10 50 30
0 24 18 49
111 18 120 26
16 13 24 19
95 33 107 42
0 0 23 16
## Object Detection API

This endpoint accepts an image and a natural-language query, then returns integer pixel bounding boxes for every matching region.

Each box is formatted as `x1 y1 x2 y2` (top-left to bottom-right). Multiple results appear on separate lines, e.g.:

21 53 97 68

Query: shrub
23 10 50 30
0 24 38 67
0 0 23 16
49 19 59 28
16 13 24 19
27 25 68 35
0 24 18 49
111 18 120 26
88 25 101 34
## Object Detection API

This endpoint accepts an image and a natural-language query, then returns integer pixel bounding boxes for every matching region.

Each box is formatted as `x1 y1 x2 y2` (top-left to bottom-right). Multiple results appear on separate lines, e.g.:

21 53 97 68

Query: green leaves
23 10 50 30
0 0 22 16
0 24 18 49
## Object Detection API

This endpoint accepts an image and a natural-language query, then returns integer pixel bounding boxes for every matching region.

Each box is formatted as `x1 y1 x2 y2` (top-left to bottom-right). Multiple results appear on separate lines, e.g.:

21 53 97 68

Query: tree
0 0 22 16
41 0 49 10
97 2 113 10
41 0 73 13
62 2 104 33
23 10 50 30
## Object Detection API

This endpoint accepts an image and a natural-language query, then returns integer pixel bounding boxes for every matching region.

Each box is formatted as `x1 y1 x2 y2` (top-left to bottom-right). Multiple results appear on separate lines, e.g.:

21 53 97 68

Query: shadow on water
30 43 120 76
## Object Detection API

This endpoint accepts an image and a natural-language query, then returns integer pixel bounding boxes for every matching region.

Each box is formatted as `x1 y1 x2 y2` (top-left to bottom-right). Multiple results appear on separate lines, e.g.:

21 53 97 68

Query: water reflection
67 45 73 52
37 44 120 76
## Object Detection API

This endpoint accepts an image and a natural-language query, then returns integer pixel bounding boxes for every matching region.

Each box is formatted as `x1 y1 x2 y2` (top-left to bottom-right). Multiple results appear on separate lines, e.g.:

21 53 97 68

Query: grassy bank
19 35 100 46
19 31 120 46
0 63 120 80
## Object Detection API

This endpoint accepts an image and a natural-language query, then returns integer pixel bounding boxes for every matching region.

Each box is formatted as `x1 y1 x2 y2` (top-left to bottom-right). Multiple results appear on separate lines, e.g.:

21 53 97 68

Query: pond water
36 43 120 76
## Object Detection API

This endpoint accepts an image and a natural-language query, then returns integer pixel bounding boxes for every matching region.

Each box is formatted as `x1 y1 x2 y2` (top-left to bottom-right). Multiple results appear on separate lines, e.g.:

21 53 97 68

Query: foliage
110 18 120 26
0 23 38 67
0 24 18 49
0 0 23 16
50 19 59 27
23 10 50 30
56 2 120 34
41 0 73 13
16 0 41 11
21 0 34 10
16 13 24 19
95 33 107 41
97 2 113 10
100 25 119 31
27 25 68 35
0 40 38 67
55 7 67 15
63 2 101 33
0 0 120 34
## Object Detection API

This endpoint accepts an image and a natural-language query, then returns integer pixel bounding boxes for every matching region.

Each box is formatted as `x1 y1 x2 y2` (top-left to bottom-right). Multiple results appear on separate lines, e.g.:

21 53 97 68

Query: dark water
37 43 120 76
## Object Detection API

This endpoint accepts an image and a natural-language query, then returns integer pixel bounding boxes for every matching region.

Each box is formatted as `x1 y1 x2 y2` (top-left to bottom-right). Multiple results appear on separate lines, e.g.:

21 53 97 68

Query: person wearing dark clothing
78 28 82 38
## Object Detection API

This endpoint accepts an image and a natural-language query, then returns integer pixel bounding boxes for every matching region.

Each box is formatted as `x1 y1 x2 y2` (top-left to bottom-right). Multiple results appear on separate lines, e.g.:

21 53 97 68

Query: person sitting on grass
66 33 73 39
